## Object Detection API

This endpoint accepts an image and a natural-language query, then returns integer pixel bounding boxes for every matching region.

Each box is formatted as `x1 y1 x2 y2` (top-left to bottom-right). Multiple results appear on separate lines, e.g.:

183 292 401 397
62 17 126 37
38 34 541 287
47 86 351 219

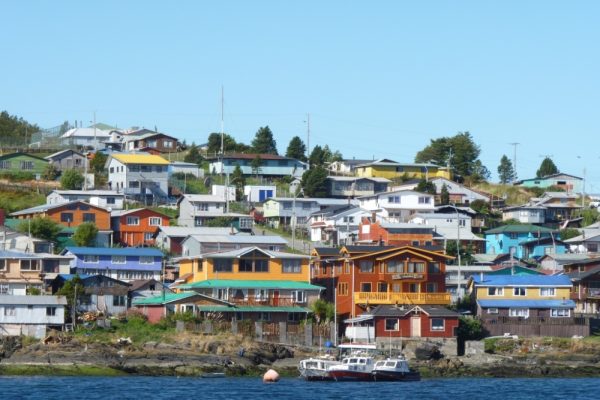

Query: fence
480 316 598 337
177 320 335 347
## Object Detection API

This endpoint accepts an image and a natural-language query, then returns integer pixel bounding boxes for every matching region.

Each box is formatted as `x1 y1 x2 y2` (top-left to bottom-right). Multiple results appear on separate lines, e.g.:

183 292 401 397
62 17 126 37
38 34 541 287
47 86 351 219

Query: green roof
132 292 199 305
179 279 324 290
196 305 311 313
4 218 76 233
485 224 556 234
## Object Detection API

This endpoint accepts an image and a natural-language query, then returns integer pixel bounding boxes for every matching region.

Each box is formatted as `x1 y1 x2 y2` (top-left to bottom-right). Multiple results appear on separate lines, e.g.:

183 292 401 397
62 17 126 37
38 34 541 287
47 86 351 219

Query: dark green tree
17 217 62 242
0 110 40 146
440 184 450 205
309 145 326 167
469 160 491 183
89 152 107 174
42 164 59 181
470 199 491 215
184 144 203 165
57 275 85 324
251 126 278 154
72 222 98 246
60 169 84 189
251 156 263 178
301 166 329 197
310 299 335 323
415 132 484 178
497 155 516 184
285 136 307 161
416 179 436 195
230 164 246 201
207 132 238 155
536 157 559 178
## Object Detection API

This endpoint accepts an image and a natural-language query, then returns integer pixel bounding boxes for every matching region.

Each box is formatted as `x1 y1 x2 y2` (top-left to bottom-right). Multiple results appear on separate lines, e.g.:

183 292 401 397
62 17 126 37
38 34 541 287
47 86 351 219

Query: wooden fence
480 316 597 338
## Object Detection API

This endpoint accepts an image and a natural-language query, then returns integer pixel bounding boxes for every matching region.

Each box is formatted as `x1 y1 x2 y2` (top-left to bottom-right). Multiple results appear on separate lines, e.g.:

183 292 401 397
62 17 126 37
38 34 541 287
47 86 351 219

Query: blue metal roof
62 247 164 257
473 274 572 287
478 299 575 309
57 274 92 280
0 250 44 259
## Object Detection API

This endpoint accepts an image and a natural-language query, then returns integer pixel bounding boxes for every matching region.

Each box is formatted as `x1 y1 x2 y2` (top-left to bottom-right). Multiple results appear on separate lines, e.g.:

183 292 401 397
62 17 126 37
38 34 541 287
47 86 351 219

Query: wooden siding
178 258 310 283
116 209 171 247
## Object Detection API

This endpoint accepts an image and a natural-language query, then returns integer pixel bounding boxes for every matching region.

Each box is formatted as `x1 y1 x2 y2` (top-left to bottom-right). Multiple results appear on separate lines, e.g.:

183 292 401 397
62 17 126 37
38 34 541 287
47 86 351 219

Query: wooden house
111 208 171 247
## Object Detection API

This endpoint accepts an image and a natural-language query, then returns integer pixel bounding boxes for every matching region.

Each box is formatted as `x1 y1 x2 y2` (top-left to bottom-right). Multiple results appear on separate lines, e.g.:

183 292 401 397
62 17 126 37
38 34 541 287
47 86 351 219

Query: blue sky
2 1 599 192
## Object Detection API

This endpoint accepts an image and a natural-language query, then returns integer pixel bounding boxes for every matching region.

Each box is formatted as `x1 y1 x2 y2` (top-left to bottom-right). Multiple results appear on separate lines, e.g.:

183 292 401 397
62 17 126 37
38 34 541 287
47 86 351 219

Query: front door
273 290 280 306
410 316 421 337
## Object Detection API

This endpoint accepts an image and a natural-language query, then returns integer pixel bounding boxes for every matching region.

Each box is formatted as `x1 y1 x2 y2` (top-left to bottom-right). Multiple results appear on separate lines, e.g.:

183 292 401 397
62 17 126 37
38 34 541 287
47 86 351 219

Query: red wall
373 314 458 338
117 209 170 247
137 305 165 323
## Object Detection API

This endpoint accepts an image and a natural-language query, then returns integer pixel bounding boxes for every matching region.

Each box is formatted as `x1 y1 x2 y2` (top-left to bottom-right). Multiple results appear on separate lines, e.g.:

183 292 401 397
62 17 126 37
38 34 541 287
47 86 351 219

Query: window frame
282 259 302 273
513 287 527 297
384 318 399 331
430 318 445 331
148 217 162 226
126 216 140 226
111 255 126 264
540 287 556 297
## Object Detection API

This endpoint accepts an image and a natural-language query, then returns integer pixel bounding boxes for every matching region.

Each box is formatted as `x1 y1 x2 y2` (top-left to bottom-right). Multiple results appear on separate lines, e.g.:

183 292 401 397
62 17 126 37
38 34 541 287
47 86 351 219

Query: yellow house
354 159 452 180
0 251 46 295
472 275 575 318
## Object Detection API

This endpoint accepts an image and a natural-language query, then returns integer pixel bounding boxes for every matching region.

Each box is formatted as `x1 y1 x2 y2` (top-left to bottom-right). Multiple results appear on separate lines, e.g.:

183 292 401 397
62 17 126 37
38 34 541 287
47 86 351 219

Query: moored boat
327 355 375 381
298 356 341 381
371 356 421 381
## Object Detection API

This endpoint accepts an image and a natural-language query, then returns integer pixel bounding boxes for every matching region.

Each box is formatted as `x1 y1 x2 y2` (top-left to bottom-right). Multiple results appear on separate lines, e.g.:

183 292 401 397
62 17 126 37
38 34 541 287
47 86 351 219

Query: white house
154 226 238 255
357 189 435 223
501 205 546 224
211 185 236 202
177 194 252 229
60 127 112 148
46 190 125 210
309 205 370 245
0 295 67 338
244 185 277 203
169 161 204 178
105 153 170 203
408 212 485 242
263 197 357 228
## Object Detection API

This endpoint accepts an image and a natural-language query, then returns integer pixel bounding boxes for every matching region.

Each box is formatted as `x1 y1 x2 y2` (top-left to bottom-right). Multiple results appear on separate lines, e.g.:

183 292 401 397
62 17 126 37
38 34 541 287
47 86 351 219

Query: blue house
485 225 567 259
60 247 164 282
208 153 308 178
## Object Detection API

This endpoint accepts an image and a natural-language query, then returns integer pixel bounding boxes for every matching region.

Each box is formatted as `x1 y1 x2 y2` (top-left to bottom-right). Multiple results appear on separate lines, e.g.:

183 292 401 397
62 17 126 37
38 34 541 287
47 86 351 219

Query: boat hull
371 370 421 382
329 370 373 382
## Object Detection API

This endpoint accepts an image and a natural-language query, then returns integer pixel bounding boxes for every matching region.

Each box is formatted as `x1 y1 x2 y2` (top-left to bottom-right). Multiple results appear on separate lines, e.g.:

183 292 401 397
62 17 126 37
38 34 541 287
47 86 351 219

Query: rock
144 342 158 349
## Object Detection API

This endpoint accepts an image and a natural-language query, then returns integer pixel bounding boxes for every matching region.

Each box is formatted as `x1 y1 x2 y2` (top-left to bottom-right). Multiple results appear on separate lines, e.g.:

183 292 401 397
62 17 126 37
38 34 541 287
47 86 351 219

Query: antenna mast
509 142 520 182
306 113 310 159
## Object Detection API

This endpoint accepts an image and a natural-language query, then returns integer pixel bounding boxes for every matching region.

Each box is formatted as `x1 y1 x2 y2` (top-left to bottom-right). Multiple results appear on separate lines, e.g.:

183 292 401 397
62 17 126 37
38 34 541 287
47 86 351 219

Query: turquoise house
515 173 582 194
485 224 567 260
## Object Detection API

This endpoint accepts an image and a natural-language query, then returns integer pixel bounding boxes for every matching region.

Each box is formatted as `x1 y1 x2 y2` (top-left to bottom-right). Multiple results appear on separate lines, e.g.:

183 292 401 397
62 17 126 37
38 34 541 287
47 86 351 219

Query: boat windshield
384 361 397 367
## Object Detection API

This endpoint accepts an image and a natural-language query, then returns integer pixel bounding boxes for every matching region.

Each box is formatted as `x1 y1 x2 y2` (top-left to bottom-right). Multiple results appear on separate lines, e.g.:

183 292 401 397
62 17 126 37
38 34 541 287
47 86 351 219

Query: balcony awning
343 314 374 324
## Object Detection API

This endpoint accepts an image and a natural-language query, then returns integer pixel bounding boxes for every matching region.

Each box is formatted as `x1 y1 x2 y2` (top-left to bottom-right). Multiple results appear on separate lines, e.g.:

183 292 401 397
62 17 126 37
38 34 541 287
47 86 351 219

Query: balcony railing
228 297 303 307
354 291 451 305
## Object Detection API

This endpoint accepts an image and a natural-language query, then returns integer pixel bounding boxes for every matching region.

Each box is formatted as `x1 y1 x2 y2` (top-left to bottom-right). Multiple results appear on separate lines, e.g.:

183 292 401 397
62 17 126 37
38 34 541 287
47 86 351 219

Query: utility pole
93 111 97 152
306 113 310 160
509 142 519 182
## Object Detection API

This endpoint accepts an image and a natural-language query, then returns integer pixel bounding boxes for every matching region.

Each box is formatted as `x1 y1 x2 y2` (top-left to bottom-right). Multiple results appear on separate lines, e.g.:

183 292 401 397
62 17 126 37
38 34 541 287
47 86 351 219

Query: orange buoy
263 369 280 383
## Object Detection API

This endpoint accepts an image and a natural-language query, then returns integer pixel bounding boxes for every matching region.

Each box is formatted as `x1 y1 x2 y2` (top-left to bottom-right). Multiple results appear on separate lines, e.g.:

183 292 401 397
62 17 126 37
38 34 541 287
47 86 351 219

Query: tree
468 160 491 184
17 217 62 242
440 184 450 205
415 132 484 179
301 166 329 197
536 157 559 178
470 199 491 215
416 179 436 195
251 156 263 178
309 145 326 167
57 275 85 324
89 152 107 174
205 217 235 227
184 144 203 165
251 126 278 155
310 299 335 323
207 132 238 155
285 136 307 161
497 155 516 184
42 164 59 181
60 169 84 189
560 228 582 241
72 222 98 246
0 110 40 146
230 164 246 201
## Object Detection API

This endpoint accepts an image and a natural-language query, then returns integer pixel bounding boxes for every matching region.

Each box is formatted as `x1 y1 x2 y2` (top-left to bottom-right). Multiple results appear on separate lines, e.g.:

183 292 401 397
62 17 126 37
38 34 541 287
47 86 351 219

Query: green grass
0 190 46 213
0 364 127 376
74 315 176 345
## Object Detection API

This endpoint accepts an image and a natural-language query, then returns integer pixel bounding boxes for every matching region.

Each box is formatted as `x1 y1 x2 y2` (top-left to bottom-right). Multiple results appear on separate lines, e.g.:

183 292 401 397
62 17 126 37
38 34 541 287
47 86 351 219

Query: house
180 234 287 257
344 305 460 343
177 194 253 230
503 192 582 226
502 205 546 224
358 219 441 247
60 127 112 148
133 291 232 323
10 201 113 247
105 153 170 203
564 230 600 254
309 205 370 246
358 189 435 223
60 247 164 282
0 295 67 338
0 228 53 254
263 197 357 228
208 153 308 178
51 274 130 316
46 190 125 210
0 153 48 178
564 260 600 314
445 265 493 303
408 212 486 253
311 245 453 320
326 176 390 198
44 149 88 172
0 251 47 295
354 159 452 180
429 177 490 205
538 253 596 272
123 132 179 153
484 225 566 259
471 275 580 337
128 279 172 306
328 159 373 176
244 185 277 203
111 208 171 247
515 173 583 195
169 161 204 178
154 226 238 256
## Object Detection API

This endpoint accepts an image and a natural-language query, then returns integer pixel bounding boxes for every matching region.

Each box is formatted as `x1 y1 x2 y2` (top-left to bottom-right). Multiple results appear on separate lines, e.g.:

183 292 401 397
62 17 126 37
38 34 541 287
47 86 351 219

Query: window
408 283 419 293
551 309 570 318
20 161 34 170
418 196 431 204
129 180 140 188
509 308 529 318
164 140 174 148
83 213 95 223
388 196 401 204
113 296 126 307
408 262 425 273
239 258 269 273
488 287 504 296
139 256 154 264
0 284 8 294
126 216 140 226
431 318 445 331
112 256 126 264
411 240 420 246
426 283 437 292
141 165 152 173
61 213 74 223
288 313 303 322
20 259 40 271
487 308 499 314
216 288 229 300
344 262 350 274
509 232 518 239
338 282 349 296
282 259 301 273
46 307 57 316
378 282 388 292
0 161 11 169
342 216 355 223
259 312 271 321
428 262 440 273
0 259 6 271
4 306 16 316
360 282 372 292
197 203 209 211
144 233 154 241
255 289 268 301
129 165 140 172
359 260 374 273
385 318 399 331
540 287 556 296
213 259 233 272
513 287 526 296
106 197 116 204
292 291 306 303
387 260 402 273
148 217 162 226
83 255 99 263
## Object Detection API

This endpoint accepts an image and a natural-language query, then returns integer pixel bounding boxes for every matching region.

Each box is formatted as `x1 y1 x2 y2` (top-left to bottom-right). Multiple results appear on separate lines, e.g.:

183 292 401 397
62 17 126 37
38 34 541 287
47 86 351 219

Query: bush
60 169 84 189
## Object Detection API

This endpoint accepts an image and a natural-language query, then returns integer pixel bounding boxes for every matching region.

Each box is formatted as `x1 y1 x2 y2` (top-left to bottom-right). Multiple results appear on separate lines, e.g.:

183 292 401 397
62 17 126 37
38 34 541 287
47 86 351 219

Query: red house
112 208 171 247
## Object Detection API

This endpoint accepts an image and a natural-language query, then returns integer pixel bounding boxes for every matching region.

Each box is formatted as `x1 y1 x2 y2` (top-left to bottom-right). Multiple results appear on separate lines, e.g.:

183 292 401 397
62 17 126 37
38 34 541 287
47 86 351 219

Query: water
1 376 599 399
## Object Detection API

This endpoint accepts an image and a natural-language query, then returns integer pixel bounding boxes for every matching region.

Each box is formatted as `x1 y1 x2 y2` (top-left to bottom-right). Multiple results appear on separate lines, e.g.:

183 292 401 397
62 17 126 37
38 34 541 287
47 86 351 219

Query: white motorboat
298 356 341 381
327 354 376 381
371 356 421 381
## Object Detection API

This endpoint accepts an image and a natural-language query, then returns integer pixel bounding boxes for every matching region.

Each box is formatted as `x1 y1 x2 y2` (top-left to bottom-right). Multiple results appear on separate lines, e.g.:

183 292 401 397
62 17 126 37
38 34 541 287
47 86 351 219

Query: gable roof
516 173 583 183
179 194 226 203
45 149 85 160
473 274 572 287
111 208 172 218
0 295 67 306
110 153 169 165
184 235 287 245
0 152 48 162
485 224 556 234
180 246 305 261
368 304 460 318
10 201 110 216
156 226 238 237
312 247 341 257
179 279 322 290
62 247 164 257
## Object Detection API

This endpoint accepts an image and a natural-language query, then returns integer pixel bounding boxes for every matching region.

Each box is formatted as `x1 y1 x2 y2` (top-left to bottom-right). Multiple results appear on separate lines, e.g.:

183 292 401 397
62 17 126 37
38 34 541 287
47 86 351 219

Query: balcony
354 291 451 305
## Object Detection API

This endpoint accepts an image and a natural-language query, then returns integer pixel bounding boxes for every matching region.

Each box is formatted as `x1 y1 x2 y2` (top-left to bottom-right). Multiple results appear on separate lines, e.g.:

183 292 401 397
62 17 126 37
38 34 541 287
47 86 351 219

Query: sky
2 1 600 192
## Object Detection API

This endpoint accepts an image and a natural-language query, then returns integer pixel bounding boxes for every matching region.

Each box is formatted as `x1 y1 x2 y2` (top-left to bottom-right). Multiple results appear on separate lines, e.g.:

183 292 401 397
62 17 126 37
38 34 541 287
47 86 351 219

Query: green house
0 153 49 178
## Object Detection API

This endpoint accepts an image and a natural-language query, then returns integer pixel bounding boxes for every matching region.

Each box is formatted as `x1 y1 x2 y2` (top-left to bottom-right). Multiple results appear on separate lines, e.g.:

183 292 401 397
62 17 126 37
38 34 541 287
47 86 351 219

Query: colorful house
358 189 435 223
44 149 88 172
354 159 452 180
105 153 170 203
0 153 49 178
515 173 583 195
358 219 441 247
563 259 600 314
326 176 390 198
133 292 231 323
484 224 566 259
208 153 308 178
111 208 171 247
177 194 253 229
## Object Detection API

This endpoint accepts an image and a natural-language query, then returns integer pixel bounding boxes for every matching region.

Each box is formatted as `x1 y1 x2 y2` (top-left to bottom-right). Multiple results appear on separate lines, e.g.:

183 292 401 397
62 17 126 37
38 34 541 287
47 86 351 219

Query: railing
354 291 451 305
229 298 302 307
570 288 600 300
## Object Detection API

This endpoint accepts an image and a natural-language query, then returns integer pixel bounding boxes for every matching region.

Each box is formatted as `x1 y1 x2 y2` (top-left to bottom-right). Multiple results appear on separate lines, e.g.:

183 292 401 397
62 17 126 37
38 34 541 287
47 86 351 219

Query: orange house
358 218 441 247
10 201 111 231
111 208 171 247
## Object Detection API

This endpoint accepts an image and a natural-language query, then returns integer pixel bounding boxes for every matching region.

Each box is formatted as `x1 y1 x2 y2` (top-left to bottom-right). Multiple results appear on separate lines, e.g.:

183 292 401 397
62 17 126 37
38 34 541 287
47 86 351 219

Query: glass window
431 318 445 331
540 287 556 296
418 196 431 204
83 255 99 263
509 308 529 317
488 287 504 296
4 306 16 316
46 307 57 316
20 259 40 271
551 308 570 317
385 318 399 331
513 287 526 296
360 282 372 292
487 308 499 314
61 213 74 222
126 216 140 226
106 197 116 204
139 256 154 264
428 262 440 273
359 260 374 273
282 259 301 273
338 282 349 296
426 283 437 292
292 290 306 303
0 260 6 271
213 259 233 272
149 217 162 226
144 232 153 241
112 256 126 264
83 213 95 223
113 296 126 307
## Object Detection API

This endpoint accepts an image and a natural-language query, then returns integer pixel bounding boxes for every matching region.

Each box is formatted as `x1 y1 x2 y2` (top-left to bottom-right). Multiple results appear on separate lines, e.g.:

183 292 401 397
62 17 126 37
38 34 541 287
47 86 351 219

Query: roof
195 305 311 313
62 247 164 257
45 149 84 160
10 201 109 216
517 173 583 183
185 235 287 245
358 189 433 200
179 279 323 290
156 226 238 237
50 190 123 197
211 153 295 161
267 197 356 206
181 194 226 203
477 299 576 309
368 304 460 318
485 225 556 234
110 154 169 165
170 161 200 167
0 250 46 259
111 208 171 218
326 176 391 183
132 292 200 305
61 127 111 138
128 279 163 292
0 295 67 306
180 247 305 261
313 247 341 257
473 274 572 287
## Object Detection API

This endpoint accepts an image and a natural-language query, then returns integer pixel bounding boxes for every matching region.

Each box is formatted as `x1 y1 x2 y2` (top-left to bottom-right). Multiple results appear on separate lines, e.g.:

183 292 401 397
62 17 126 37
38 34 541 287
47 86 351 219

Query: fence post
305 322 313 346
176 320 185 333
279 321 287 344
203 320 213 334
255 321 263 341
231 319 238 335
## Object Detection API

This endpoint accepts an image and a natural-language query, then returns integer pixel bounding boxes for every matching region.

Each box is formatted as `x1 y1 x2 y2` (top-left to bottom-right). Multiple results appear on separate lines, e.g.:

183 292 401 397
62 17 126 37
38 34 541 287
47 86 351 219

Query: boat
298 356 341 381
371 356 421 381
327 354 375 381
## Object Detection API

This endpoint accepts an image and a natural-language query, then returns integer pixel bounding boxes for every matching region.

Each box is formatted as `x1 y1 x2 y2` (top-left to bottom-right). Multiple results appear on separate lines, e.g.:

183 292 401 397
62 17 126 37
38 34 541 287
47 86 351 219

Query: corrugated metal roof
111 154 169 165
63 247 164 257
132 292 199 305
485 225 555 234
0 250 45 259
195 305 311 313
477 299 575 309
473 274 572 287
10 201 109 216
180 279 323 290
0 295 68 306
186 235 287 245
157 226 238 237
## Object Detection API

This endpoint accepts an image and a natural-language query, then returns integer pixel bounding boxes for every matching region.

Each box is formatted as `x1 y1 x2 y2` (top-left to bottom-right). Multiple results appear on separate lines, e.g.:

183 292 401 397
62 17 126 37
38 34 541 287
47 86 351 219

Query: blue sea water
1 376 599 399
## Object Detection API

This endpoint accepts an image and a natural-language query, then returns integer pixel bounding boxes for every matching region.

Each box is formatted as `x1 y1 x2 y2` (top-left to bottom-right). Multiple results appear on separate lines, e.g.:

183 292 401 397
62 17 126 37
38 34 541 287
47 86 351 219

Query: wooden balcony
354 291 451 305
